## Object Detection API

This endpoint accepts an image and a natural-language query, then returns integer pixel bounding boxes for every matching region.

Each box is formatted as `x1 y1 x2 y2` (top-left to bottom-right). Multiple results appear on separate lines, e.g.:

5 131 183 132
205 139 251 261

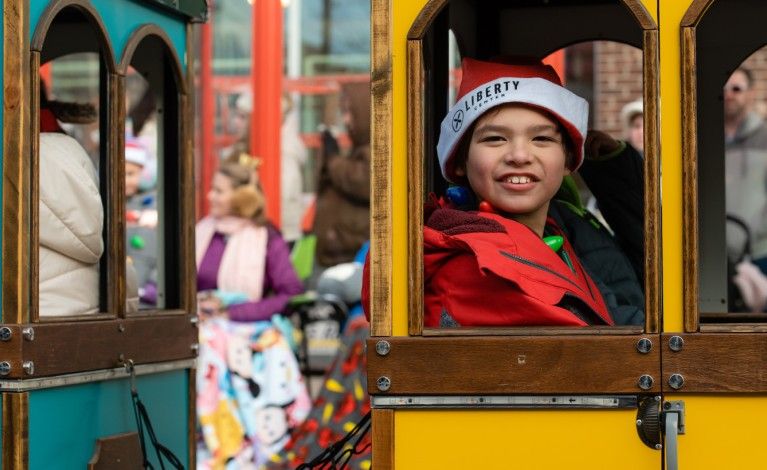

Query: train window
125 69 162 311
407 0 659 334
121 30 185 313
685 1 767 326
35 6 114 320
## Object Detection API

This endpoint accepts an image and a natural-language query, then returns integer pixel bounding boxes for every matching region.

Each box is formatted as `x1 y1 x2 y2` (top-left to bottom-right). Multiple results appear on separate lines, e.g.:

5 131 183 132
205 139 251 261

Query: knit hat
621 98 643 129
437 58 589 182
125 138 148 167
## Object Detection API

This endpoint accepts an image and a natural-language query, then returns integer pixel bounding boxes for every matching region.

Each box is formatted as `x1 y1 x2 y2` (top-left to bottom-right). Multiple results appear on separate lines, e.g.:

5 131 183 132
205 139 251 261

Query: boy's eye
479 135 505 143
532 135 561 143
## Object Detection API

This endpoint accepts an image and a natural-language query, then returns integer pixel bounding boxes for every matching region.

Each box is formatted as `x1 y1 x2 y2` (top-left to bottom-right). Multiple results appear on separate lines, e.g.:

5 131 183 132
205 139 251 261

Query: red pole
199 2 215 218
250 0 283 227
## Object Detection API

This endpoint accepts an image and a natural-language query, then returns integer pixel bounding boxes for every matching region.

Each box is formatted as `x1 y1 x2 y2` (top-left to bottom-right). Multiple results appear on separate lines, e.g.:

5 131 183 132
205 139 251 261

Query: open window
32 3 116 321
406 0 660 335
683 0 767 328
120 27 187 314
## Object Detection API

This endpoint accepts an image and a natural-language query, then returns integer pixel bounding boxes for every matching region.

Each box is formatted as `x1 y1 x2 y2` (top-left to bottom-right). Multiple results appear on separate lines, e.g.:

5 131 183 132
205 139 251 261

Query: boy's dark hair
450 105 576 184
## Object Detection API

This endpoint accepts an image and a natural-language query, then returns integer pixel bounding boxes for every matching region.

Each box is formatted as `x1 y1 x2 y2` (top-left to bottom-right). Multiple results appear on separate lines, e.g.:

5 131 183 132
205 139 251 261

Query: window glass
125 37 184 312
125 67 163 311
39 50 106 317
425 37 646 329
700 45 767 320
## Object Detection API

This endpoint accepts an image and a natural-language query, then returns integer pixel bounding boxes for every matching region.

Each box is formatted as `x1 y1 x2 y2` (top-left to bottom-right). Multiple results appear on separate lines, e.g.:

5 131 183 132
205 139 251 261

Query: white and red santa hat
125 137 148 167
437 57 589 183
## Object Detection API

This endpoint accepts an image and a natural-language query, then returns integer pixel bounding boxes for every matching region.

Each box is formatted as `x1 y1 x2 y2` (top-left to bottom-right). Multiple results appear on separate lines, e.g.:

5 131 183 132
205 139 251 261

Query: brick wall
592 41 644 140
589 43 767 139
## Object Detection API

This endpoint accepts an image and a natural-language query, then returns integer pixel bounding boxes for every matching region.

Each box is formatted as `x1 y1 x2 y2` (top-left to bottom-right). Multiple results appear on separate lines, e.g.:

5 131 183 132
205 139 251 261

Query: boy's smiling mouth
499 173 539 185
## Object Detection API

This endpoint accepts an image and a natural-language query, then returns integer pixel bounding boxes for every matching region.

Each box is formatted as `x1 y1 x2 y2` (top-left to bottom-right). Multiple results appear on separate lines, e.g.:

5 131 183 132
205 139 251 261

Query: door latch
636 397 685 451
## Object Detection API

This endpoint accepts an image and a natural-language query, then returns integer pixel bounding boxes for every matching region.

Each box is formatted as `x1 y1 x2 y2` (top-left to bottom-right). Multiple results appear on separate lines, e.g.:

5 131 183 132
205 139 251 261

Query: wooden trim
407 0 447 40
371 409 394 470
3 0 31 324
183 24 196 313
681 0 715 28
112 75 126 317
36 313 116 323
422 326 644 336
367 336 661 394
681 27 699 333
88 432 142 469
30 0 117 72
370 0 393 337
118 24 188 95
643 29 661 334
2 393 29 470
661 333 767 392
0 316 197 378
407 39 424 336
700 323 767 333
30 53 41 323
621 0 657 30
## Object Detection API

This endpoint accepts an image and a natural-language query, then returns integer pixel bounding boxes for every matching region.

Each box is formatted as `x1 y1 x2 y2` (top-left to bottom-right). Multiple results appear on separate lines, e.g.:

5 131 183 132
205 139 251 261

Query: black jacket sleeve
578 143 645 282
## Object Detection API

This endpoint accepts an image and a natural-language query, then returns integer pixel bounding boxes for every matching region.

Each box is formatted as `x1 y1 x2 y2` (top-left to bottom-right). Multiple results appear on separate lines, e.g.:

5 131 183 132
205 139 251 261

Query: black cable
130 379 185 469
296 411 372 470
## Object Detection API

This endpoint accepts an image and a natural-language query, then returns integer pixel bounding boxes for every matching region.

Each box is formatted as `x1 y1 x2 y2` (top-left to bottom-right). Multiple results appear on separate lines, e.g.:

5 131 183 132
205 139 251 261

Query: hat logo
452 109 464 132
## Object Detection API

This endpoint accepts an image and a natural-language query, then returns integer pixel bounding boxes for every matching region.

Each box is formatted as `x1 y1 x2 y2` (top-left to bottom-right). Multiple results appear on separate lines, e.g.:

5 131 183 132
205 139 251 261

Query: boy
424 58 614 327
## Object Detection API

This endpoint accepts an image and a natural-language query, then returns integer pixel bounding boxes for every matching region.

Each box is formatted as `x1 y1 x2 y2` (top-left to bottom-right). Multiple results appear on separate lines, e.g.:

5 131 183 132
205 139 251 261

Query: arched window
32 1 117 320
403 0 660 334
120 26 189 314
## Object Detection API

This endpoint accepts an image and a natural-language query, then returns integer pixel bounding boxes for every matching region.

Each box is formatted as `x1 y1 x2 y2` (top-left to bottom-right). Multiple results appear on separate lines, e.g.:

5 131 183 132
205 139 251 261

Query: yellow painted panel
395 409 659 469
677 395 767 468
659 0 694 333
640 0 658 23
391 0 429 336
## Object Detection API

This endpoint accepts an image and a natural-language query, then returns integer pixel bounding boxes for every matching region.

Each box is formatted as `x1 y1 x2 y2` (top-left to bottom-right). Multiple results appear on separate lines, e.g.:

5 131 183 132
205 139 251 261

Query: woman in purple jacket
196 158 303 321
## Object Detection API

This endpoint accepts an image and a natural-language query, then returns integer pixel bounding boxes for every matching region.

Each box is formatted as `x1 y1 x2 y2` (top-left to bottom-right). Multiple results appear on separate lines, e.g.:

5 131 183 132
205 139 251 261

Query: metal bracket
663 400 685 435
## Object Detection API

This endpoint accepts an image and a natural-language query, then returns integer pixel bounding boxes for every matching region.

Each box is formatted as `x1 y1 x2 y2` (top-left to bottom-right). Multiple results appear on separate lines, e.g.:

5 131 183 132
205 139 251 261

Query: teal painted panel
29 0 187 72
28 369 189 470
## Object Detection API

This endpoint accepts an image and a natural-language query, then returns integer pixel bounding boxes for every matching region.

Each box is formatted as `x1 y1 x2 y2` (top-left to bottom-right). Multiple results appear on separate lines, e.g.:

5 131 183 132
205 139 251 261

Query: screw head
668 373 685 390
376 376 391 392
21 327 34 341
636 338 653 354
22 361 34 376
118 324 126 333
636 419 643 426
0 327 12 342
669 336 684 352
375 340 391 356
655 444 663 450
638 374 654 390
0 361 11 376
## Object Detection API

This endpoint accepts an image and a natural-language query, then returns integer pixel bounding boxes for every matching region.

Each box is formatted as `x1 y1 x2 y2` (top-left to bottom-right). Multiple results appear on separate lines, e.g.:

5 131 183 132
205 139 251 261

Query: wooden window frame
402 0 662 336
681 0 767 333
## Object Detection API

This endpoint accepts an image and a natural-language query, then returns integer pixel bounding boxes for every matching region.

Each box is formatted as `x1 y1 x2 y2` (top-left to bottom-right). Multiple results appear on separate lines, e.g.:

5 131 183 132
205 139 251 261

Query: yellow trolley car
365 0 767 468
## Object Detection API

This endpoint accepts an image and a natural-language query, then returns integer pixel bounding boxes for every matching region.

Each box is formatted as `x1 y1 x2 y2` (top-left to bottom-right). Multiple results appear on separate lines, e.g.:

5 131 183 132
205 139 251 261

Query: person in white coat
38 132 104 316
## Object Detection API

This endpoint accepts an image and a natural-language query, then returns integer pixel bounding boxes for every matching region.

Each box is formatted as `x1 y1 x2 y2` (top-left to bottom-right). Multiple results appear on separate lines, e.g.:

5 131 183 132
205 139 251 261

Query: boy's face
458 104 569 232
125 162 143 197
